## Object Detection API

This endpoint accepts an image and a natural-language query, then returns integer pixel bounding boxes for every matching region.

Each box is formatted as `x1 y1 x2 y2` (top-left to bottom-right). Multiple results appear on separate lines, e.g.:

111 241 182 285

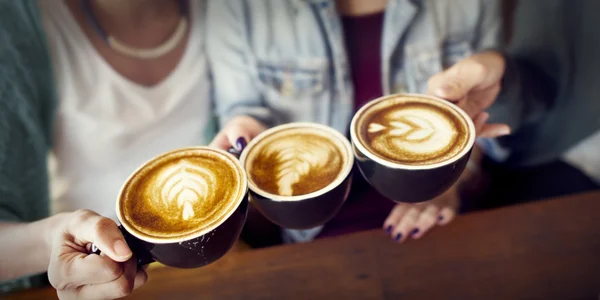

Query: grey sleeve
488 0 561 132
473 0 503 51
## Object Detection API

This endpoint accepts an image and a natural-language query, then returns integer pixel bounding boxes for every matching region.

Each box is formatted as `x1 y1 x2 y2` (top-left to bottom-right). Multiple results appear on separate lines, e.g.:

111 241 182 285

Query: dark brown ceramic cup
239 123 354 230
92 147 248 268
350 94 476 204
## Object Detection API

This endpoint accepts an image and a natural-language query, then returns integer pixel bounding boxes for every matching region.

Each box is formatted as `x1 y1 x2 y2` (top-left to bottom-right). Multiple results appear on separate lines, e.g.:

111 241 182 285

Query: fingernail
235 137 247 151
385 226 392 234
394 233 402 242
498 126 511 136
438 215 444 222
410 228 420 237
113 240 132 258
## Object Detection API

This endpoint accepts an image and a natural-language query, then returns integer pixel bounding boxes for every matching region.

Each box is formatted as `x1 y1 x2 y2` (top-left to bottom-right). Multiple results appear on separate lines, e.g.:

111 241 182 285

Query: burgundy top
317 12 395 239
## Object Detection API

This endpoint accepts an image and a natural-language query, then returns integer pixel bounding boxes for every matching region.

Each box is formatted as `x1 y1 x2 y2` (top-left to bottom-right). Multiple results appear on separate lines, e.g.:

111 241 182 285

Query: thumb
66 210 132 262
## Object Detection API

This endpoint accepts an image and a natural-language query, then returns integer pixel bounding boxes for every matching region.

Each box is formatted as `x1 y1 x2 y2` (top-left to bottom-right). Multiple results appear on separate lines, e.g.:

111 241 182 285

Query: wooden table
8 192 600 300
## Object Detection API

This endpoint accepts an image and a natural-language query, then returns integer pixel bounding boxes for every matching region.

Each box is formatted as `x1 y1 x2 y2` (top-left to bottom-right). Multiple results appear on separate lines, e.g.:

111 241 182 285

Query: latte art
119 148 246 241
261 136 341 196
153 160 216 221
355 95 470 165
244 125 349 198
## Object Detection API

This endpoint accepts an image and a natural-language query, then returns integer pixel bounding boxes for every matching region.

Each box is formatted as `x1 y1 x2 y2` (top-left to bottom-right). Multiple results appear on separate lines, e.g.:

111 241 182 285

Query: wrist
40 213 69 251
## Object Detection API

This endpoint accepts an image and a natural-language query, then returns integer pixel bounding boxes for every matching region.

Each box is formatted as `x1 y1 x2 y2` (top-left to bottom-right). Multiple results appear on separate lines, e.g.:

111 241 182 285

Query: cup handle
89 225 155 267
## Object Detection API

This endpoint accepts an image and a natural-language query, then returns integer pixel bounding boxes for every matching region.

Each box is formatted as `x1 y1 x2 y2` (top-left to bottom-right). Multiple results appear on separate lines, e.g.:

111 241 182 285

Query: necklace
81 0 188 59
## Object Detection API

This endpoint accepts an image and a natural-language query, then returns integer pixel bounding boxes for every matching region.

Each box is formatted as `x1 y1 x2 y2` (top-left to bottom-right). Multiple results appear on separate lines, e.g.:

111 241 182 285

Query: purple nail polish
394 233 402 242
410 228 420 237
235 137 247 151
438 215 444 222
385 226 392 234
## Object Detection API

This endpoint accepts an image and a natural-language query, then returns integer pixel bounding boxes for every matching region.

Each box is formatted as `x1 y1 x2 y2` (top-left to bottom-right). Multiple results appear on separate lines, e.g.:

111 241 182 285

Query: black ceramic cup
350 93 476 204
92 147 248 268
239 123 354 230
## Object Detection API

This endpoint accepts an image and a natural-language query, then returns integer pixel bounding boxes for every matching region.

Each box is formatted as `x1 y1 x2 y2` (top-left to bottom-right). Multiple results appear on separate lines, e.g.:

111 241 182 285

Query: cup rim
350 93 476 170
116 146 248 244
239 122 354 202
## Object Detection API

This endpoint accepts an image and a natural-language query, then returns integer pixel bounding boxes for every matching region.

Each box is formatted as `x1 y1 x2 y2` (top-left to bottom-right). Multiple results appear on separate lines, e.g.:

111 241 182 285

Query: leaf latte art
120 149 244 240
153 160 216 221
247 130 345 197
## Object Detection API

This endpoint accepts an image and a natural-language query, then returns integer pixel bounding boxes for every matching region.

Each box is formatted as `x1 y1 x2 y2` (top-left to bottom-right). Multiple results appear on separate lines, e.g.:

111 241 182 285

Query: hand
383 185 459 243
47 210 147 300
427 51 511 138
209 116 267 152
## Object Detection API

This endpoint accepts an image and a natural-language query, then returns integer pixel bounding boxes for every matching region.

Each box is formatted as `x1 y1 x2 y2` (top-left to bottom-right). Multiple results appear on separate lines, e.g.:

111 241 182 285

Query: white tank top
40 0 212 220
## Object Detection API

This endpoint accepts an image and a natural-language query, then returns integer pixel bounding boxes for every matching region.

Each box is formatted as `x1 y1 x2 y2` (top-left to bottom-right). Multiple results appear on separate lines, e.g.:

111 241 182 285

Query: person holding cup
427 0 600 206
0 0 214 296
208 0 509 244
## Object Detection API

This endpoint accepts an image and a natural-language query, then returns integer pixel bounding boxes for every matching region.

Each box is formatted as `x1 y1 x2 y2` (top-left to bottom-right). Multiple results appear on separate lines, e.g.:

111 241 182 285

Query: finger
77 258 139 300
48 251 123 289
208 130 232 151
132 268 149 291
391 207 420 243
478 123 511 138
428 59 490 102
428 53 504 102
383 204 409 234
473 112 490 135
411 205 440 239
438 206 457 226
66 210 132 262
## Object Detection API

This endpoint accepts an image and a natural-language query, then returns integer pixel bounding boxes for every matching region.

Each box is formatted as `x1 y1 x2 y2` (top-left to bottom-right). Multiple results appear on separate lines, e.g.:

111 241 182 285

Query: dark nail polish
410 228 420 237
235 137 247 151
438 215 444 222
394 233 402 242
385 226 392 234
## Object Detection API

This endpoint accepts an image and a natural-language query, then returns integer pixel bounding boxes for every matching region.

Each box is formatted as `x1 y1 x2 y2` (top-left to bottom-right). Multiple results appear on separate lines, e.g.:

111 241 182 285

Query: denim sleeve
206 0 276 128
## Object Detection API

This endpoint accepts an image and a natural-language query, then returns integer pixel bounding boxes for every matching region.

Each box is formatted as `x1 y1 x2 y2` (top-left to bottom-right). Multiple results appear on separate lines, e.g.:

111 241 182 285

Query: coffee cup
350 93 476 203
239 123 354 229
92 147 248 268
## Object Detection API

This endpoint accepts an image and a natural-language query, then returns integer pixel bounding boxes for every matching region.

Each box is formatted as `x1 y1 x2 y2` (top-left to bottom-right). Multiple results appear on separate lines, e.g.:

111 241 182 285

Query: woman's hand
427 51 510 138
209 116 267 152
48 210 147 300
383 184 459 243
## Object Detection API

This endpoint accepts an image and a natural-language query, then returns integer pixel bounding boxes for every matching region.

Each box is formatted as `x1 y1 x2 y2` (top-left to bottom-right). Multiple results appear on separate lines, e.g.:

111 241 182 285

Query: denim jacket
207 0 501 242
207 0 501 134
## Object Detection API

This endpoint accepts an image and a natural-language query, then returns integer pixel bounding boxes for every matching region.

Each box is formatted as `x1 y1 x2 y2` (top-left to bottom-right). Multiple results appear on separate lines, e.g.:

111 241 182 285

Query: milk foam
245 127 347 197
368 108 458 158
151 159 216 221
119 148 244 241
356 96 470 165
262 136 341 196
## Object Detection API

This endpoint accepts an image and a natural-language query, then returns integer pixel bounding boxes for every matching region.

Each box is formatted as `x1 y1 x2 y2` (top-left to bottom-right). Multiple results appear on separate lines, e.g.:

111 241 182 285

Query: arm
0 216 66 281
487 0 560 133
206 0 276 129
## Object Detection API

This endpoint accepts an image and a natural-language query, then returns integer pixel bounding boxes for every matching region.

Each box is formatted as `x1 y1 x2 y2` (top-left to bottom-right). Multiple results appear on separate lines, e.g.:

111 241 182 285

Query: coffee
118 148 247 242
353 94 471 166
242 123 352 198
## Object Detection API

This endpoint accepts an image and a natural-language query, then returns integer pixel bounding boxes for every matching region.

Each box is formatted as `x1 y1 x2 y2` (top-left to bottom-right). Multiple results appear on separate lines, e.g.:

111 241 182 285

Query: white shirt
41 0 212 220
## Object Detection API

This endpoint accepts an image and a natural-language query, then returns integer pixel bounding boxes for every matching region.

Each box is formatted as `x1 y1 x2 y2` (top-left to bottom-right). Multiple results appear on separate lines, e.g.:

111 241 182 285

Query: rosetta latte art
263 138 341 196
367 108 459 161
151 159 216 221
